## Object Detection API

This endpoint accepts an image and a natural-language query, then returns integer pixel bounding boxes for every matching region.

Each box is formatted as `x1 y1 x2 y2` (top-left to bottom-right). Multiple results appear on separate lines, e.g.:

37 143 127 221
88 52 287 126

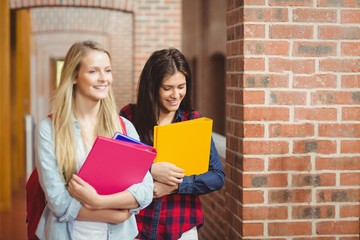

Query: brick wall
199 155 227 239
226 0 360 239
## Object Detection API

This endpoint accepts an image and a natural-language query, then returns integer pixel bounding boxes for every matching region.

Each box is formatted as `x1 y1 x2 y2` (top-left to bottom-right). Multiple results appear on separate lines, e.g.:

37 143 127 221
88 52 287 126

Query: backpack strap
119 116 127 136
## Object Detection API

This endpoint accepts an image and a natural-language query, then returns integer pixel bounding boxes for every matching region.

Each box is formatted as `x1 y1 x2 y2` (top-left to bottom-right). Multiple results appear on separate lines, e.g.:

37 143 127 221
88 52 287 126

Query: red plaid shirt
120 104 224 240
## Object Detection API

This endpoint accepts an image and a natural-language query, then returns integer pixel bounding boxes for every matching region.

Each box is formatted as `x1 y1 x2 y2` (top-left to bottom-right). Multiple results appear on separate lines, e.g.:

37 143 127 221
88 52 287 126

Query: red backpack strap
119 116 127 135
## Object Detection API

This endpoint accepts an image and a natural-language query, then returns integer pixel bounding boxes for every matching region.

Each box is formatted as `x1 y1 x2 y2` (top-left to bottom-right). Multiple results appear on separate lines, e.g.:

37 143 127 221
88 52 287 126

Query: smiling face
74 50 113 102
158 71 187 116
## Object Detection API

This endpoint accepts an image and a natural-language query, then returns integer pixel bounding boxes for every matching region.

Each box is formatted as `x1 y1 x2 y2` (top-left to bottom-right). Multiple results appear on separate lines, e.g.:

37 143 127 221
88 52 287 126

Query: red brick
227 40 244 57
242 222 263 236
229 105 242 120
292 205 335 219
293 42 337 57
341 140 360 153
341 9 360 23
233 122 244 137
243 190 264 204
227 27 235 41
293 140 337 154
243 0 266 5
294 74 337 88
320 59 360 72
243 157 265 171
227 8 242 25
269 123 314 138
318 0 360 7
228 135 241 152
292 173 336 187
243 206 287 220
270 58 315 74
245 40 289 56
269 0 313 6
243 140 289 154
234 89 244 104
233 57 245 72
319 124 360 137
268 222 312 236
294 107 337 121
270 91 307 105
340 205 360 218
226 74 239 89
316 156 360 170
319 26 360 40
311 91 360 105
227 89 236 104
244 107 289 121
342 42 360 56
316 189 359 203
243 173 288 188
227 56 243 72
270 25 313 39
244 74 289 88
342 107 360 120
293 9 337 23
341 75 360 88
269 156 311 171
316 221 359 234
244 124 265 138
244 57 265 71
225 150 238 167
225 185 241 210
340 173 360 186
244 8 288 22
227 165 242 187
244 24 265 38
243 90 265 104
269 189 311 203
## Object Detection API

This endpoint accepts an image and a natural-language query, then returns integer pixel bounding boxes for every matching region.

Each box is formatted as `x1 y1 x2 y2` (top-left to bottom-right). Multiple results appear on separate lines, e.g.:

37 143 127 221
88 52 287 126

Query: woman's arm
68 170 154 211
68 174 139 209
177 138 225 195
76 207 131 224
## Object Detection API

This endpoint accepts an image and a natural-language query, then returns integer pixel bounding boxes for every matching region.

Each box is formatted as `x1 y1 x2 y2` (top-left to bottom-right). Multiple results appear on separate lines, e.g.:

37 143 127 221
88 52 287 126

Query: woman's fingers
170 165 185 174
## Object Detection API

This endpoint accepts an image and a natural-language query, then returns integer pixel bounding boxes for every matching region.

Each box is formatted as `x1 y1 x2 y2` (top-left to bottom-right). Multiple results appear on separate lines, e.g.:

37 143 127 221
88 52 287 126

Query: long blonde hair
51 40 123 183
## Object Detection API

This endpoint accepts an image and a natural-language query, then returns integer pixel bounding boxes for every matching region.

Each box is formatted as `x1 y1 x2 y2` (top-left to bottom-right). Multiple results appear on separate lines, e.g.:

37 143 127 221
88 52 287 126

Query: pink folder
78 136 156 195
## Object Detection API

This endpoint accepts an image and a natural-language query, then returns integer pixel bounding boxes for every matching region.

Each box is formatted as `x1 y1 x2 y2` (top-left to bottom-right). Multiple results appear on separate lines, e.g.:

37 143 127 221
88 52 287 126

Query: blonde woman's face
158 71 186 115
75 50 113 102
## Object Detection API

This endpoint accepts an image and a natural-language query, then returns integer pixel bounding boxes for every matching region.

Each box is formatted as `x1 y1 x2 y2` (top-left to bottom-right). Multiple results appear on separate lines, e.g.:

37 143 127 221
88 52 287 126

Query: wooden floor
0 183 27 240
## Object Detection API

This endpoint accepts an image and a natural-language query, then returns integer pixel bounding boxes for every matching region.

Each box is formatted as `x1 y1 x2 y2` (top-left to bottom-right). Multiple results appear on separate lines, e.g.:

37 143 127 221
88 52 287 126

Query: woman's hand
67 174 102 209
153 181 179 198
151 162 185 186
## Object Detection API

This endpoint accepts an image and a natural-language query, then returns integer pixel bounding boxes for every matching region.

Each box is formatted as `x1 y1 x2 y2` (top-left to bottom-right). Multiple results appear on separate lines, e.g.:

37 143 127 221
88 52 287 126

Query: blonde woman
35 40 153 240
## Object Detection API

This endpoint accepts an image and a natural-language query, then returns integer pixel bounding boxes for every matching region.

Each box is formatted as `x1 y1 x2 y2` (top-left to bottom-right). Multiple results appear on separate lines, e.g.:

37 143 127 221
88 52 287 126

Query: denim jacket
35 117 153 240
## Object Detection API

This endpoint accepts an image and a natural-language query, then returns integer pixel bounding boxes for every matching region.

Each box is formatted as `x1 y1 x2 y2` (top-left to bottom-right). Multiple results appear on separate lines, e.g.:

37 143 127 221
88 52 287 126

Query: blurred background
1 0 359 239
0 1 226 239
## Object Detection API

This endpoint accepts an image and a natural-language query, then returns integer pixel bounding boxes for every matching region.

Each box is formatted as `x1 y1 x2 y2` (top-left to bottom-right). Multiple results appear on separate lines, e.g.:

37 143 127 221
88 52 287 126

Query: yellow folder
153 117 213 176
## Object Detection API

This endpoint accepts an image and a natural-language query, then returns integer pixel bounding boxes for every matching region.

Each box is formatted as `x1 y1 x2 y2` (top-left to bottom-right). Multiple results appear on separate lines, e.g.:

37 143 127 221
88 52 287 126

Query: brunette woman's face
75 50 113 102
158 71 187 114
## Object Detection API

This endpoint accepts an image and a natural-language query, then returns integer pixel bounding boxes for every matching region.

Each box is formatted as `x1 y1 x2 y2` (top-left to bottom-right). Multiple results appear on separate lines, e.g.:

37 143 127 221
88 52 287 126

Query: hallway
0 184 27 240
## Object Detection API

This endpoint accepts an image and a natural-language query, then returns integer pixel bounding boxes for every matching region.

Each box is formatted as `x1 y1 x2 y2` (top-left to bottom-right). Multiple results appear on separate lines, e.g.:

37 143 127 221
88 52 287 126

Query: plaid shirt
120 104 225 240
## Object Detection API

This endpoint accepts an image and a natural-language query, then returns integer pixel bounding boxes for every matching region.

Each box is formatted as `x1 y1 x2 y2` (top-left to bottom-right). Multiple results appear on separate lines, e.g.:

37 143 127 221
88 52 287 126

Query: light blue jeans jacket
35 117 153 240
